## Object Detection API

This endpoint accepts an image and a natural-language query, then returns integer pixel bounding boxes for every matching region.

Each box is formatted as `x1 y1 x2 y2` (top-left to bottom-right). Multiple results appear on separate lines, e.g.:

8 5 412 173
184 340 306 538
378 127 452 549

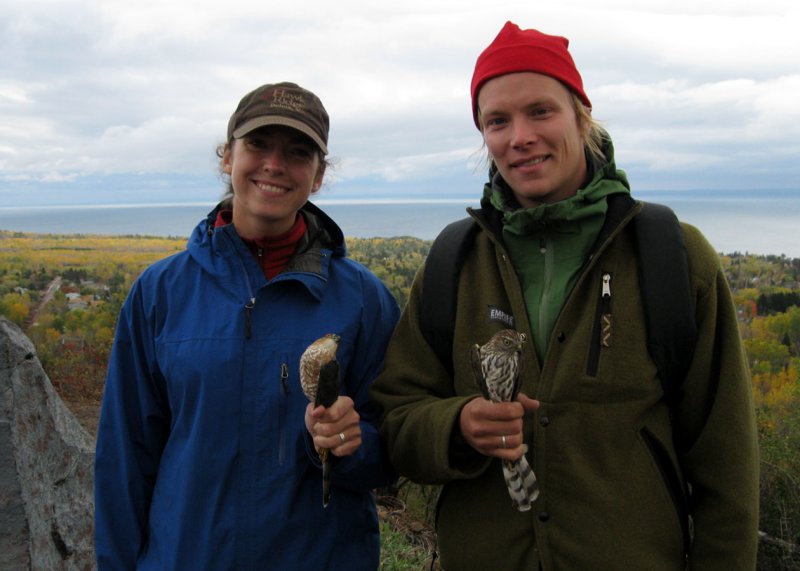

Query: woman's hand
304 396 362 457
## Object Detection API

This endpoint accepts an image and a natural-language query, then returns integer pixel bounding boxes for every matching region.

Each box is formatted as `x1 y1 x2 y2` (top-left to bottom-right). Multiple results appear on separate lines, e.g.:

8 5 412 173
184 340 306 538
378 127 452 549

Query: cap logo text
266 89 307 113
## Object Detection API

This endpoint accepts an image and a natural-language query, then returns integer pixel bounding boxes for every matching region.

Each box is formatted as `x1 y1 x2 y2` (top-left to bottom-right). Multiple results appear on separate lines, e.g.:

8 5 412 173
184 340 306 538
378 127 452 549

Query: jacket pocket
587 272 613 377
434 482 450 531
640 427 692 558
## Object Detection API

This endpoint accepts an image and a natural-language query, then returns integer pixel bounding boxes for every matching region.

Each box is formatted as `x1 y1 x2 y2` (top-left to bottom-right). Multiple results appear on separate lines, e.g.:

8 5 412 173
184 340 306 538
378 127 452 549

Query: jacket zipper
538 233 554 352
587 272 612 376
244 297 256 339
280 362 290 394
219 228 259 340
278 357 290 465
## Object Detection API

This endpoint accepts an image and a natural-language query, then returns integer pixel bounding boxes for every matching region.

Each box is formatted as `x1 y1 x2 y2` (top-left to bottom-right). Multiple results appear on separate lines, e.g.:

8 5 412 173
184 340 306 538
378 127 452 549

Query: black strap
420 216 478 375
633 202 697 410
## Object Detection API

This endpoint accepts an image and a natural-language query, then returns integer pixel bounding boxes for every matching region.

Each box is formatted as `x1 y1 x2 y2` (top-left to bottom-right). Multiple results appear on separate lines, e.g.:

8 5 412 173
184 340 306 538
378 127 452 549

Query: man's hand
458 393 539 460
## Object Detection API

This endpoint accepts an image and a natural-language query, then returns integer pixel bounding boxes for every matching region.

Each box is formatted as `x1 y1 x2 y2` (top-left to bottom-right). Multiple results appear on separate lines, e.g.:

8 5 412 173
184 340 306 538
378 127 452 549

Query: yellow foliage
752 364 800 434
0 230 184 285
44 328 61 345
6 301 29 325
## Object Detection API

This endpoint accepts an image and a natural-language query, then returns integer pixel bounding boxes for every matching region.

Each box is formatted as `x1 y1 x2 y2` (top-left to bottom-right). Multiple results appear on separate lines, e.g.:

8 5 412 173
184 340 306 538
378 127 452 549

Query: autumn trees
2 231 800 564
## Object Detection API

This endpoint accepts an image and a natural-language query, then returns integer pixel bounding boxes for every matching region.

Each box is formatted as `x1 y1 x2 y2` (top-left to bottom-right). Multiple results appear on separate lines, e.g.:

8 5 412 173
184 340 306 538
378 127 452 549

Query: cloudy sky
1 0 798 208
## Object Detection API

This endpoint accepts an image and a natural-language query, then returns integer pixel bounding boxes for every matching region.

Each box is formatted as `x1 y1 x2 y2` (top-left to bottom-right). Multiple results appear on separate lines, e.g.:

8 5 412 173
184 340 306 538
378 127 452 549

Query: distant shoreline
0 198 478 211
2 188 799 211
2 192 799 257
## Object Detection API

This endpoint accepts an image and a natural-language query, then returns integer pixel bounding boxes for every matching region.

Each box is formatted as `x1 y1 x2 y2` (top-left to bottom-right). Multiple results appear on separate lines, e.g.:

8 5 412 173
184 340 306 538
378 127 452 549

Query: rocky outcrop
0 318 96 571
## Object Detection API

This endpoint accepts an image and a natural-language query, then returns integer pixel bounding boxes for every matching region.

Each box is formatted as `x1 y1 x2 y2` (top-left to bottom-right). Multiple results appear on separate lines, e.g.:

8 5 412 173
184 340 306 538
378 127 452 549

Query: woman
95 82 400 570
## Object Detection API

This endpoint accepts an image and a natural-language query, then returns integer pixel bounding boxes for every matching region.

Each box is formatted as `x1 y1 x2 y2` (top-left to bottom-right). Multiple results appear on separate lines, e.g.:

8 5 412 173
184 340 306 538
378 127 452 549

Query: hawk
470 329 539 511
299 333 341 507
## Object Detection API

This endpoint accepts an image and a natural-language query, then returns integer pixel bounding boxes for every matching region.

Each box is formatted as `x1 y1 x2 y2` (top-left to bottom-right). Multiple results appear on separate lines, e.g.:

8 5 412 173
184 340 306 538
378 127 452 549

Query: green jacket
371 195 759 570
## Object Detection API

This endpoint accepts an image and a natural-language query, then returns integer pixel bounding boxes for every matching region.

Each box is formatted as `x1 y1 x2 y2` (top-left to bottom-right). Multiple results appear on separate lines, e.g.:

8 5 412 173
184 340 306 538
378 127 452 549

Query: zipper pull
602 273 612 299
244 297 256 339
280 363 290 394
600 273 612 347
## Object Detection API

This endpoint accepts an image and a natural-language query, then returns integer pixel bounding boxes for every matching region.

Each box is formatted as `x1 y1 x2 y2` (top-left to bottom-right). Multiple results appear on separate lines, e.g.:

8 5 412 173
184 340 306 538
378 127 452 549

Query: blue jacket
95 202 400 570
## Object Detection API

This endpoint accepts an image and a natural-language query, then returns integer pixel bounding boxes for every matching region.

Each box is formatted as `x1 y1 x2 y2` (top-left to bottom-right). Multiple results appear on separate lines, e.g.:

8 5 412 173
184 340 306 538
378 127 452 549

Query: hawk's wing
314 359 340 408
510 351 524 402
470 344 491 400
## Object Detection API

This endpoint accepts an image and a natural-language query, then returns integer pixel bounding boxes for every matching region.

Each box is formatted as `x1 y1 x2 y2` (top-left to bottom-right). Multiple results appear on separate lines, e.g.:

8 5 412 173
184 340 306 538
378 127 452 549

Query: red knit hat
470 21 591 128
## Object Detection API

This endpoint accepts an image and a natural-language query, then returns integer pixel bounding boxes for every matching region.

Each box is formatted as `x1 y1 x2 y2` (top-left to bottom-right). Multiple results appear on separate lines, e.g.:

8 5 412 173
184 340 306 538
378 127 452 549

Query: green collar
483 136 631 236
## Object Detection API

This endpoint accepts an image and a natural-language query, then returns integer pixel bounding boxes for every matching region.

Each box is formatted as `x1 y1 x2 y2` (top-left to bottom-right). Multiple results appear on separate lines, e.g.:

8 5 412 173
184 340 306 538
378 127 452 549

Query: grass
378 519 432 570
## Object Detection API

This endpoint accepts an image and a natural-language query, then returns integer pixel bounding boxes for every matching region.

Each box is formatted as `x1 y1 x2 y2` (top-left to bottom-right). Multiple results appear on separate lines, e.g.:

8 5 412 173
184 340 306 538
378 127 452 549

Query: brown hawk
470 329 539 511
299 333 341 507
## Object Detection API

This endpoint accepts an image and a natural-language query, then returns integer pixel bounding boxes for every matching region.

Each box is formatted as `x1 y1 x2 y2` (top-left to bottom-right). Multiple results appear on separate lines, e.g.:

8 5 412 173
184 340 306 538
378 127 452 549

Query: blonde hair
571 92 606 164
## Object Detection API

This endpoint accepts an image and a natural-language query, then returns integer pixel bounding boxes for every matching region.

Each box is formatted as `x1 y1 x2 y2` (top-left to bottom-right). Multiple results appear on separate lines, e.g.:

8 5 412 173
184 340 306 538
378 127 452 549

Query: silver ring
501 435 507 448
339 432 346 443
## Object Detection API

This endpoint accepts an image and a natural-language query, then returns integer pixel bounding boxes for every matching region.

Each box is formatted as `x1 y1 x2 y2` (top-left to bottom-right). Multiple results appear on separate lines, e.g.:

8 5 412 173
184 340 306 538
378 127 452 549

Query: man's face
478 72 587 208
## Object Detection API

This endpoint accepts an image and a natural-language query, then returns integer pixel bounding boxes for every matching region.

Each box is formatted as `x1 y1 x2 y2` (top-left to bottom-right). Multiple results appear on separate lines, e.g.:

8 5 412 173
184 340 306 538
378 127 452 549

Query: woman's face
221 125 324 238
478 72 587 208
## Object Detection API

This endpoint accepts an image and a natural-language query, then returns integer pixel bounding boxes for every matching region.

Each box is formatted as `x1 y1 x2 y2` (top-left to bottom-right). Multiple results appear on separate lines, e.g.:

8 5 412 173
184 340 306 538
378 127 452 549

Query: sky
1 0 799 208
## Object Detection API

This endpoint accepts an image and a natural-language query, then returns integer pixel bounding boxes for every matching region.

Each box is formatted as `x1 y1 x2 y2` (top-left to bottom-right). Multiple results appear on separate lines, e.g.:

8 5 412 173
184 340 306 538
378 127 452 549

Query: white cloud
593 72 800 181
1 0 798 203
339 148 477 182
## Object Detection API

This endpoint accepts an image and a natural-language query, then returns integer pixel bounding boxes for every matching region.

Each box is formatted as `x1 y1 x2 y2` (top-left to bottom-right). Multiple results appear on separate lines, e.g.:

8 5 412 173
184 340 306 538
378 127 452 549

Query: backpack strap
633 202 698 411
633 202 697 559
420 216 479 375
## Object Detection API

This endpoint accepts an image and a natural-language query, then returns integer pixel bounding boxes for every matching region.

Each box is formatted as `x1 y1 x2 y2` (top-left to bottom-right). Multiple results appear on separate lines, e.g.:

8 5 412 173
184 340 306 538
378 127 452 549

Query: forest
1 229 799 569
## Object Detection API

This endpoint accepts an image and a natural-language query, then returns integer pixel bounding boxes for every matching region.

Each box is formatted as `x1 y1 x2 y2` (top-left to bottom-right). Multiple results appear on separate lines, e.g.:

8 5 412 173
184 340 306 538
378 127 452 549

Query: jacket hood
185 200 347 296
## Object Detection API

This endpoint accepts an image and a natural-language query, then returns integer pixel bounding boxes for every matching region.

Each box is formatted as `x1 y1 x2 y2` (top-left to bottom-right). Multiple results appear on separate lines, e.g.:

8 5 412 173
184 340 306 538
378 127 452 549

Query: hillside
1 230 799 568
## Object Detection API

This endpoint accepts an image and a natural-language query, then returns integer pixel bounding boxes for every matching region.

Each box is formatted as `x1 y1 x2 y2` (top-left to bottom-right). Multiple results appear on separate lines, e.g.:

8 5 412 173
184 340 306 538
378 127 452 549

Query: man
370 21 759 570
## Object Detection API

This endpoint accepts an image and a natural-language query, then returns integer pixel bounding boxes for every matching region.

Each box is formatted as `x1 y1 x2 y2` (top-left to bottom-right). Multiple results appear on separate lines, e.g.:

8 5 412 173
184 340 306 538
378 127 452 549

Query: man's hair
571 92 606 165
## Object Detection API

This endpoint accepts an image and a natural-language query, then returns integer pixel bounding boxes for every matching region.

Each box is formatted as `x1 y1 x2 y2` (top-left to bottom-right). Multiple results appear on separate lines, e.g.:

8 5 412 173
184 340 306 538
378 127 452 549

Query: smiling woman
93 81 400 571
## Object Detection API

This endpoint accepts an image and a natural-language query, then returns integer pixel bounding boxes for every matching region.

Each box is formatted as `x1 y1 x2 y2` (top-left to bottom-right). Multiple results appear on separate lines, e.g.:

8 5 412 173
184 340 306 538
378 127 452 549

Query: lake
0 190 798 257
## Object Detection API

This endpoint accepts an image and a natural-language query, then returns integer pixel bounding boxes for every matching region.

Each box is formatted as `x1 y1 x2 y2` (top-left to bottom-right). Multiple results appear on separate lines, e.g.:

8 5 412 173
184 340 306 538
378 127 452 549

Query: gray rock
0 318 96 571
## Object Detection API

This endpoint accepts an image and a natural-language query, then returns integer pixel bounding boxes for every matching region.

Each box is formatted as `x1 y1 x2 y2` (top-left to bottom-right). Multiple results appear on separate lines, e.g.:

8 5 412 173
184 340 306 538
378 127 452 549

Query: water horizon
1 190 798 258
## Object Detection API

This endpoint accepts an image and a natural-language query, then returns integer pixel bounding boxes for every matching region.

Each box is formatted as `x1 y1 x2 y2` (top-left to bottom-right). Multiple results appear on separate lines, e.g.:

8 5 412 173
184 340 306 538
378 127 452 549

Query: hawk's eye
503 339 512 347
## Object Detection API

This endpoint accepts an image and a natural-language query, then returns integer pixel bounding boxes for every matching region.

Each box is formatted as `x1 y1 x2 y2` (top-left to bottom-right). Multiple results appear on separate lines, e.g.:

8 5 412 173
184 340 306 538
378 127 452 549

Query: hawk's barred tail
321 448 332 508
502 448 539 512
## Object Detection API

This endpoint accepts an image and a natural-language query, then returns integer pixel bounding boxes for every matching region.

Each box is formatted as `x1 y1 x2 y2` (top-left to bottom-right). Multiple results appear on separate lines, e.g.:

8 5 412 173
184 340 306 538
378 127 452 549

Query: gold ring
339 432 346 443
